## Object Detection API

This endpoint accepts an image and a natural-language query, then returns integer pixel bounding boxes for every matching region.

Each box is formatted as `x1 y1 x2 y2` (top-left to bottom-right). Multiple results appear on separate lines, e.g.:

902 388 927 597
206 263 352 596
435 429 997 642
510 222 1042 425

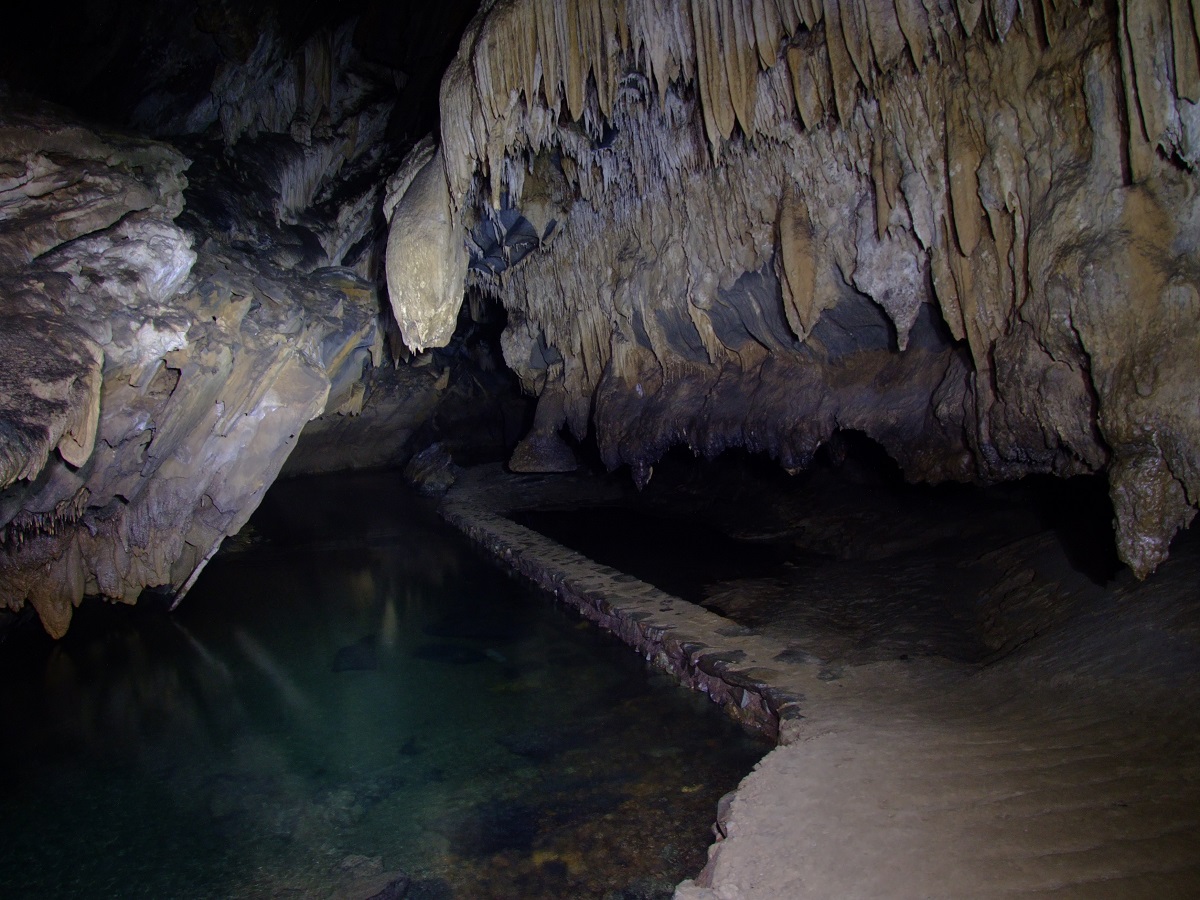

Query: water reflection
0 472 767 899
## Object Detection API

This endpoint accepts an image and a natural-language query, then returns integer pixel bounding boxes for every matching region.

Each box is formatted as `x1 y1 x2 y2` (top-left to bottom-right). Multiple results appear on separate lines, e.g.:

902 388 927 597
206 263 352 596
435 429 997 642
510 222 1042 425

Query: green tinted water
0 472 767 899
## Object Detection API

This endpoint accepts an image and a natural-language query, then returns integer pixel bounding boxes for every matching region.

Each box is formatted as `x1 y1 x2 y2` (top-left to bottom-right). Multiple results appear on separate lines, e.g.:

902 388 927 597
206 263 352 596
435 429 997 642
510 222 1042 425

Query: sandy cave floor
442 452 1200 899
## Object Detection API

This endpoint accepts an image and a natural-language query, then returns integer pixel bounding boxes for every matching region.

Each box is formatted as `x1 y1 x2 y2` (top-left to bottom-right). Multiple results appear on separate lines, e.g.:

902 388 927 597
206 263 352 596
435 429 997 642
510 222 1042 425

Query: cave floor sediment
441 461 1200 899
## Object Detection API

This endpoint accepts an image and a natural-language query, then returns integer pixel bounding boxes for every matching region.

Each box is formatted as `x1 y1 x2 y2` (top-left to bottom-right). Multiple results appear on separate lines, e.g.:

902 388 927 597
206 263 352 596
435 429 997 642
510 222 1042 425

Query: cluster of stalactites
420 0 1200 422
438 1 1200 212
1118 0 1200 177
1 491 90 550
403 0 1200 581
441 1 959 205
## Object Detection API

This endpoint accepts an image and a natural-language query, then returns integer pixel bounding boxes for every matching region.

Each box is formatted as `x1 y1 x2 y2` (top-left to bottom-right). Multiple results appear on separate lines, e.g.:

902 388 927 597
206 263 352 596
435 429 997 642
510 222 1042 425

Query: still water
0 472 767 899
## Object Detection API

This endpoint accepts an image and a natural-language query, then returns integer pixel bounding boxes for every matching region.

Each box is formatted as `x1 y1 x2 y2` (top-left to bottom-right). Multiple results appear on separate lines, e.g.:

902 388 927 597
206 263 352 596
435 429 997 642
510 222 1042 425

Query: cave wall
0 98 389 636
384 0 1200 578
0 2 502 637
5 0 1199 635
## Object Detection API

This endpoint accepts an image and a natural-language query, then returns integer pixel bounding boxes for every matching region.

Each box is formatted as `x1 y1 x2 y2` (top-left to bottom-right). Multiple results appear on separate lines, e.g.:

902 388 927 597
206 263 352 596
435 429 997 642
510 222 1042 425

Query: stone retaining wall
440 475 822 745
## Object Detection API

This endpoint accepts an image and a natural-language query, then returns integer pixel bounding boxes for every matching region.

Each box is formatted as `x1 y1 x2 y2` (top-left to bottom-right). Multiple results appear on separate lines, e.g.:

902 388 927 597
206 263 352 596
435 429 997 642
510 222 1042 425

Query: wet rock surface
403 443 459 496
0 95 393 635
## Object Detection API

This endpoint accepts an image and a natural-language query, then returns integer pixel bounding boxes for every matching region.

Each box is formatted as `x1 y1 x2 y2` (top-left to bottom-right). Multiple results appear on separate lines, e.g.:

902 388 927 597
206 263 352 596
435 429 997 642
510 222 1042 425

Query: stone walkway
441 465 1200 899
440 468 833 742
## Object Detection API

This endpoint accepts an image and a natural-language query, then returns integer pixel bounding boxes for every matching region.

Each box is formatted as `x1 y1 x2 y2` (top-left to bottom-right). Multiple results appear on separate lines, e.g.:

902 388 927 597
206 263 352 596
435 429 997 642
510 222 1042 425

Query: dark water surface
510 506 790 606
0 472 767 899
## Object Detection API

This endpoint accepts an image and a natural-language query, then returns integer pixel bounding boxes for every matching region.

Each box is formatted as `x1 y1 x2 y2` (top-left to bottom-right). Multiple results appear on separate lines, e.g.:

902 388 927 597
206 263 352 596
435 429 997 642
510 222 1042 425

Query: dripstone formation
0 3 507 636
0 96 385 636
384 0 1200 581
3 1 1200 634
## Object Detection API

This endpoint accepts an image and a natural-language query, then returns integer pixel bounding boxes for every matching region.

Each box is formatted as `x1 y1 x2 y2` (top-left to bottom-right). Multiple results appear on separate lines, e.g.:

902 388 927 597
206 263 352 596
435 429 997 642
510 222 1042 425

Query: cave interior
1 1 1199 897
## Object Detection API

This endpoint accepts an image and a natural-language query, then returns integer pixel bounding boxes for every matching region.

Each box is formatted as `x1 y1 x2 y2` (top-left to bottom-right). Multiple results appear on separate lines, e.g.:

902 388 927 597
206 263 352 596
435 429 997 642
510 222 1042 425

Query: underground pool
0 471 768 899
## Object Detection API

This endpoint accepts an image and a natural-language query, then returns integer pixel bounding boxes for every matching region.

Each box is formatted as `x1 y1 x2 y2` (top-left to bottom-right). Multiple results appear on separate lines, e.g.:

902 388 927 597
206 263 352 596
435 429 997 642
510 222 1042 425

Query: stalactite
425 0 1200 219
1 491 89 548
379 0 1200 578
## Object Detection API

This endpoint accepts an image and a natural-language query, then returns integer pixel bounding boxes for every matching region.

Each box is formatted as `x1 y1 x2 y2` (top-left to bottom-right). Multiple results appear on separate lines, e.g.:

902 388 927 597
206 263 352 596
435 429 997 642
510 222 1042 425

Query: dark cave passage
512 442 1133 667
510 505 793 608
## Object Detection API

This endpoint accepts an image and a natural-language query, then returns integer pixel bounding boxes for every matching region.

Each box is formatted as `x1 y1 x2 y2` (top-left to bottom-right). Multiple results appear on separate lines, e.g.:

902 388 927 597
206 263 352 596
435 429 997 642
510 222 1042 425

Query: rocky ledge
440 465 829 742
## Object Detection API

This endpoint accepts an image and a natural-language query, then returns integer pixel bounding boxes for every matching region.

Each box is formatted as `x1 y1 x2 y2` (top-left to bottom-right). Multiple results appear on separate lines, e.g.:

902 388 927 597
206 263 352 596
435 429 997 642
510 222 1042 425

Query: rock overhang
380 0 1200 578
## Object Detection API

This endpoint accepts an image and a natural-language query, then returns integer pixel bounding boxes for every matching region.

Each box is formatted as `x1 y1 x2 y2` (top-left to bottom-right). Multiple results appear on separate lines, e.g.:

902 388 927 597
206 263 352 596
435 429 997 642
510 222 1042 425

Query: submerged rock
338 854 385 878
363 874 412 900
403 878 454 900
451 798 541 858
330 857 411 900
496 725 591 762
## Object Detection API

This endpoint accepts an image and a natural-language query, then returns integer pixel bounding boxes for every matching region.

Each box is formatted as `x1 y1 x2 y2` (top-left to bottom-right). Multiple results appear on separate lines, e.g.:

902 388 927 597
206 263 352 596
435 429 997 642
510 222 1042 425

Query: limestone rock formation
0 97 386 637
281 302 533 477
385 0 1200 577
384 140 468 351
0 2 538 638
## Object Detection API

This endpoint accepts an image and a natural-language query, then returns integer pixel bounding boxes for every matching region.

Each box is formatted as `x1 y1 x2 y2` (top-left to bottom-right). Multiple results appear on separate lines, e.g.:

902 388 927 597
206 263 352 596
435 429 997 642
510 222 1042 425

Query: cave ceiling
0 0 482 634
2 0 1200 635
384 0 1200 581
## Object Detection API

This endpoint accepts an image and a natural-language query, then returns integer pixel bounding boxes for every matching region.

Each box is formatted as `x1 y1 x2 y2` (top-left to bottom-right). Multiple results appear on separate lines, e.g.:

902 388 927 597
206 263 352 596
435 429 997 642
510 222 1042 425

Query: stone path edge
439 479 828 747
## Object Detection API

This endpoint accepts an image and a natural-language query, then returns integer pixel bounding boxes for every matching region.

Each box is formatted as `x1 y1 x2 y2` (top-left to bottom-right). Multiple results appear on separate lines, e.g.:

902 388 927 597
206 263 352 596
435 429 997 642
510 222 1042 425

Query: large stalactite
384 0 1200 578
